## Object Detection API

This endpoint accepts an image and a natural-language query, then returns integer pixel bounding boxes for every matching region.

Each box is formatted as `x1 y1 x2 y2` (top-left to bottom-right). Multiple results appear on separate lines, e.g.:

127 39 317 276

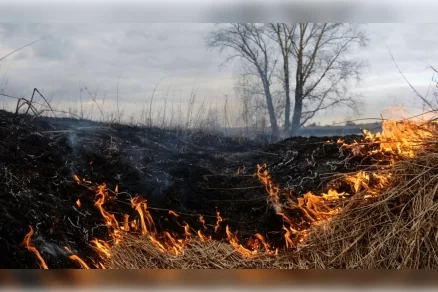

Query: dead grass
297 151 438 268
108 138 438 269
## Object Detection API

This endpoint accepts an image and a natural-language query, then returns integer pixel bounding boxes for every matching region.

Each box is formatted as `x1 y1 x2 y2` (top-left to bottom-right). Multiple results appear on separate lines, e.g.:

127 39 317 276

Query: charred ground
0 109 372 268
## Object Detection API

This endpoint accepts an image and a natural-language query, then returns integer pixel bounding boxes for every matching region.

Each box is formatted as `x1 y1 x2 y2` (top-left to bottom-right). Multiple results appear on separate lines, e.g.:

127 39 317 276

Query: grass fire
2 107 438 269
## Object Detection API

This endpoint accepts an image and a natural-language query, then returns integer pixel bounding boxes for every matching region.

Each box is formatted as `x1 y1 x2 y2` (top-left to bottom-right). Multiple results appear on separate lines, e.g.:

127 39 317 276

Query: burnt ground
0 109 377 268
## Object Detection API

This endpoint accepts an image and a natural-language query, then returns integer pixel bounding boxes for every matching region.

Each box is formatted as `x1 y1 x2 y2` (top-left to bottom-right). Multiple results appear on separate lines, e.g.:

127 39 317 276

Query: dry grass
107 234 291 269
297 151 438 268
108 141 438 269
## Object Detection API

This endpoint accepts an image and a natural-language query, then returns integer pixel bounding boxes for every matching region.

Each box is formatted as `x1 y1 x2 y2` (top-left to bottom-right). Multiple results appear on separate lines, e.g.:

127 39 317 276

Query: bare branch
386 43 435 111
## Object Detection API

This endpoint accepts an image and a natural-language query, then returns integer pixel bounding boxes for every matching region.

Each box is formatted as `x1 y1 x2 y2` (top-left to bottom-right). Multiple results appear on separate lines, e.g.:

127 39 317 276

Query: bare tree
266 23 297 134
287 23 368 136
206 23 280 138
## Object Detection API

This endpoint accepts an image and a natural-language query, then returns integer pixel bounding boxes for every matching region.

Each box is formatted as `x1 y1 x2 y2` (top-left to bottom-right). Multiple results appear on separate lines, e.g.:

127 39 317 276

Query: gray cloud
0 23 438 125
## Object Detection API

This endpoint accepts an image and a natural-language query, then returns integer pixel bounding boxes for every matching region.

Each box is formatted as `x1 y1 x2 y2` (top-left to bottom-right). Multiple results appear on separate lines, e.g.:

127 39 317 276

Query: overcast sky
0 23 438 126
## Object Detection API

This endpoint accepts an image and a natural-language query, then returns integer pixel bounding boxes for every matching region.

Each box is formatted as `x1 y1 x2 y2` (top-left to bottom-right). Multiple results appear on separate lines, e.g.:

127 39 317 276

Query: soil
0 109 374 268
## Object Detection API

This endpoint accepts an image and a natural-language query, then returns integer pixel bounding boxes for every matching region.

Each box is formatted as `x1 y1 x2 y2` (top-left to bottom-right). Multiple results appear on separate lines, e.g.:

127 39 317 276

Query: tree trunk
283 54 291 135
260 74 279 138
290 89 303 136
291 30 304 137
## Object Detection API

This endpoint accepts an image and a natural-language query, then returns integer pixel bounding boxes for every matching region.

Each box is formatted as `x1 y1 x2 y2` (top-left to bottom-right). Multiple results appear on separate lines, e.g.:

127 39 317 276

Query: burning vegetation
2 108 438 269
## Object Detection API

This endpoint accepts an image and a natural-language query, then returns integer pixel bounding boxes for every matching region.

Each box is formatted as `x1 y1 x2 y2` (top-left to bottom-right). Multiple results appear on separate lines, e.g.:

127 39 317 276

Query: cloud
0 23 438 125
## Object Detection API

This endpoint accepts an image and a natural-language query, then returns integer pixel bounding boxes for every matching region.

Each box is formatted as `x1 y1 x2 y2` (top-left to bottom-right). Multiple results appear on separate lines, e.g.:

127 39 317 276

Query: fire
226 225 257 257
168 210 179 217
94 184 120 242
122 214 130 231
76 199 81 208
163 232 185 255
183 222 191 239
256 164 281 212
91 238 112 259
148 234 167 253
254 233 273 255
22 226 48 269
345 171 370 193
64 246 90 269
198 215 207 230
197 230 210 242
63 117 435 268
362 120 437 158
214 210 223 233
131 196 155 235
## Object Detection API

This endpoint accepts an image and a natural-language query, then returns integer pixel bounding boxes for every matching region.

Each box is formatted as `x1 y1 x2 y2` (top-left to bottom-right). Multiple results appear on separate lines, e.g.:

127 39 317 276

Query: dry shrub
108 151 438 269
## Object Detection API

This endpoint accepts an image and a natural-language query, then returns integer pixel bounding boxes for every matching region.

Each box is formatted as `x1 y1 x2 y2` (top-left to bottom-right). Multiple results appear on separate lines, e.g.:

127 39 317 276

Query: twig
0 35 51 62
385 43 436 111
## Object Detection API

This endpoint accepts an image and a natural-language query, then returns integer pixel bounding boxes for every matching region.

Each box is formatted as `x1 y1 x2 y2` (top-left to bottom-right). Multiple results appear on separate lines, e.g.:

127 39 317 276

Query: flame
183 222 191 239
214 210 223 233
22 226 48 269
64 246 90 269
63 115 438 269
197 230 210 242
163 232 185 255
130 219 138 232
115 185 118 194
362 120 437 158
198 215 207 230
255 163 345 248
254 233 273 254
91 238 112 259
131 196 155 235
168 210 179 217
148 234 166 253
94 184 121 245
122 214 130 231
226 225 257 257
76 199 81 208
256 164 281 212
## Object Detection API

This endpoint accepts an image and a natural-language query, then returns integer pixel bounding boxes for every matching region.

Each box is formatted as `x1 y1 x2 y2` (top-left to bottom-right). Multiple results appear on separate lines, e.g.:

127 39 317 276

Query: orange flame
168 210 179 217
121 214 130 232
198 215 207 230
197 230 210 242
163 232 185 255
76 199 81 208
22 226 48 269
64 246 90 269
214 210 223 233
94 184 120 232
183 222 191 239
226 225 257 257
131 196 155 235
91 238 112 259
149 234 166 253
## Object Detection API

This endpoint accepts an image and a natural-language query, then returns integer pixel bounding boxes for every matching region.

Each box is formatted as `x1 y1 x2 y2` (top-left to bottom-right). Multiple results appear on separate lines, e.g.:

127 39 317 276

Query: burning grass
104 119 438 269
296 152 438 268
105 151 438 269
4 108 438 269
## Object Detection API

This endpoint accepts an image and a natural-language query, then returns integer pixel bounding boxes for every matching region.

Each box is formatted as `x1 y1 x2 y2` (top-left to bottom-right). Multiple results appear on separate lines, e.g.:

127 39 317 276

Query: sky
1 22 438 127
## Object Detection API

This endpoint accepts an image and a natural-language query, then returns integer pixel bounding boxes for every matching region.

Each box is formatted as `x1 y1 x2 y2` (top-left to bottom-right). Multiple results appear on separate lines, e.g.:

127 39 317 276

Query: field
1 108 437 269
